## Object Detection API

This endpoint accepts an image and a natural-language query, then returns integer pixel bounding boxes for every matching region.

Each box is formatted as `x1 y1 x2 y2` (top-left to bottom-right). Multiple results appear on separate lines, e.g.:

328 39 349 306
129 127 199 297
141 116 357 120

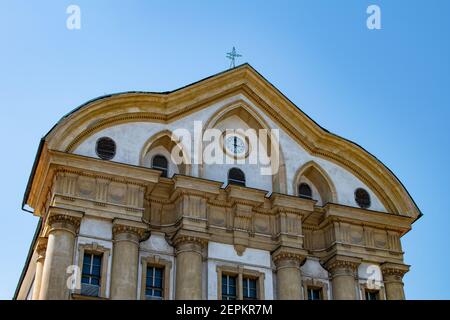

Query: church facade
15 64 420 300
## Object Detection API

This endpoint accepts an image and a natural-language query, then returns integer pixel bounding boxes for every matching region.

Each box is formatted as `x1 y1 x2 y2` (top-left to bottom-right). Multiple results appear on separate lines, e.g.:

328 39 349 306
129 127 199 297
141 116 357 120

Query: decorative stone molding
272 247 307 268
35 237 48 260
46 208 83 235
324 255 361 277
380 263 409 282
173 234 208 255
112 219 148 243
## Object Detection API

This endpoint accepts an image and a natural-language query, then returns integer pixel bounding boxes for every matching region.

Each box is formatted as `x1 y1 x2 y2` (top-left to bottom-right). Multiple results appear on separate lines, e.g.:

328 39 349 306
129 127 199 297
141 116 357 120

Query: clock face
225 135 247 156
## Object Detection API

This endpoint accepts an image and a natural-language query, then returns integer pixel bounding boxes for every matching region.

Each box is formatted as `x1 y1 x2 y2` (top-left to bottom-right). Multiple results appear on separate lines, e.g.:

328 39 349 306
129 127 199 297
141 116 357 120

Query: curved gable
26 64 421 219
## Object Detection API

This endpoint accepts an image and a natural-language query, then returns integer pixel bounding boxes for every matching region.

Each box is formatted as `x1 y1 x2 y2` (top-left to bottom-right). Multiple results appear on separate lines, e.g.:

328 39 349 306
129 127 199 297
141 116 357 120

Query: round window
355 188 371 209
95 137 116 160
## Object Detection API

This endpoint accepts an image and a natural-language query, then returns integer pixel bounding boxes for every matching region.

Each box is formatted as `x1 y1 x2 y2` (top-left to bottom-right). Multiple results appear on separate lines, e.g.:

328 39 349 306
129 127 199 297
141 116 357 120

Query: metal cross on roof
226 47 242 69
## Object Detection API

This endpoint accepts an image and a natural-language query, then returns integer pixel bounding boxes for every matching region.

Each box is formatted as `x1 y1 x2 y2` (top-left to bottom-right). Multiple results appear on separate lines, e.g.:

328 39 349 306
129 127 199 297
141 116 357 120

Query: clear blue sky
1 0 449 300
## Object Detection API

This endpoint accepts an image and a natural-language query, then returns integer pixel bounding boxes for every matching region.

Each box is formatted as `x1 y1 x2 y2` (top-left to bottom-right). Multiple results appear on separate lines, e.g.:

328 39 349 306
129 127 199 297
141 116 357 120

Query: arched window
298 183 312 200
95 137 116 160
228 168 246 187
152 155 168 178
355 188 371 209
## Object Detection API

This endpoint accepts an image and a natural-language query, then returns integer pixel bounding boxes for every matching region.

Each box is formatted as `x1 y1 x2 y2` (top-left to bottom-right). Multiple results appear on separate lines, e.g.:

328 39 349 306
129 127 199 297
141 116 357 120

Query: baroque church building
15 64 420 300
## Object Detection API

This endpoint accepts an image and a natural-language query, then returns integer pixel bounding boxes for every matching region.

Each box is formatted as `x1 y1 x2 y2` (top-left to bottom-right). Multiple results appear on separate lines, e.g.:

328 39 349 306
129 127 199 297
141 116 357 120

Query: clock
224 134 248 158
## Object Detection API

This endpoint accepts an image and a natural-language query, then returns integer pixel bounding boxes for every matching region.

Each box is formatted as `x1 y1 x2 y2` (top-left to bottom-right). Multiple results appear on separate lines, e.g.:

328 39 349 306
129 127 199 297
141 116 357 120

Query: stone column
381 263 409 300
326 255 361 300
174 235 207 300
273 247 306 300
32 237 47 300
110 219 147 300
39 210 83 300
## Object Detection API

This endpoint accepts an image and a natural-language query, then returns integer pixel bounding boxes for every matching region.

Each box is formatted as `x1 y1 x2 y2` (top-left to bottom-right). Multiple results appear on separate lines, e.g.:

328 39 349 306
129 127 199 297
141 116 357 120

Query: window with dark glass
222 274 237 300
152 155 169 178
243 277 257 300
307 287 322 300
228 168 245 187
95 137 116 160
298 183 313 199
355 188 371 209
365 290 379 300
145 266 164 300
81 253 102 297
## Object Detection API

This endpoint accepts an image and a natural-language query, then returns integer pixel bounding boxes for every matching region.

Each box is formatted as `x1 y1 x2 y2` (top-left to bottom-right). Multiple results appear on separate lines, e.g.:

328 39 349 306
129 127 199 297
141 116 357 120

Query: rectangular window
307 287 322 300
145 266 164 300
243 277 258 300
365 290 379 300
222 274 237 300
81 253 102 297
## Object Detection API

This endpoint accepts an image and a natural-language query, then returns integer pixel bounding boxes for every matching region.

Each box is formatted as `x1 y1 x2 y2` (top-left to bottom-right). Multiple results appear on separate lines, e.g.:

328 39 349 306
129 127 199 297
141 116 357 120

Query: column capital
46 207 83 235
172 231 209 249
324 255 361 276
36 237 48 260
381 263 409 281
272 247 307 268
112 219 148 242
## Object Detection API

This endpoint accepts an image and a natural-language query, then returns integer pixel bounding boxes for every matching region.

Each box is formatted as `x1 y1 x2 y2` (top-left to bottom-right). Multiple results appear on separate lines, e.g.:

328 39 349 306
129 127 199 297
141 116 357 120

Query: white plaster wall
358 262 383 282
207 242 274 300
300 257 331 299
301 258 329 279
79 217 113 240
73 93 386 212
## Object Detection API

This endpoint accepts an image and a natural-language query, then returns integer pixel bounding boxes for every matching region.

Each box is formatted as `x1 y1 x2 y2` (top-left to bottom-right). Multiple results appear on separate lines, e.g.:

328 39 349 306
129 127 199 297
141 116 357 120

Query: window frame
364 289 380 300
360 283 385 300
216 265 265 300
302 279 329 300
76 243 110 299
306 287 323 300
298 183 313 200
227 168 246 187
151 154 169 178
242 276 258 300
140 256 172 300
355 188 371 209
221 274 238 300
95 137 116 160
